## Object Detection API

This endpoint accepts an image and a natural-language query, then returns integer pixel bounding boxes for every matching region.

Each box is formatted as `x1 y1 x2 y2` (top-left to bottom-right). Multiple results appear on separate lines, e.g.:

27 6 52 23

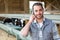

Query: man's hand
29 15 35 23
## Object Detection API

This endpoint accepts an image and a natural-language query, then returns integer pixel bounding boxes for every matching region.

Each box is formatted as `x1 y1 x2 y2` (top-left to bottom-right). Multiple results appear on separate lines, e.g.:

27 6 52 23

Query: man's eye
39 9 43 11
35 10 38 12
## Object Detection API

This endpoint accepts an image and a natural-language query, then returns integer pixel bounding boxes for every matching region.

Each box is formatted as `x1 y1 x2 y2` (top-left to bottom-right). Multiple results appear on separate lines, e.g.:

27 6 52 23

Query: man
20 3 60 40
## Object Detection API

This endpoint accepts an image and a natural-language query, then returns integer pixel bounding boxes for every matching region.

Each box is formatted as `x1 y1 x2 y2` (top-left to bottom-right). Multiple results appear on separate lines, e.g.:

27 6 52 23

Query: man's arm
52 23 60 40
20 15 35 37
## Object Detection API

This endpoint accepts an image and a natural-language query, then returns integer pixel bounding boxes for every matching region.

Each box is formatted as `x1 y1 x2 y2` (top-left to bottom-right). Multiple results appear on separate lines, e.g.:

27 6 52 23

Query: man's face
33 5 44 19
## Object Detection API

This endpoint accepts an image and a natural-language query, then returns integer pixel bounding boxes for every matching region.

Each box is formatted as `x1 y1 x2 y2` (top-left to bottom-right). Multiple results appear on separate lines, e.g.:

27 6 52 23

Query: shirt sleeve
52 23 60 40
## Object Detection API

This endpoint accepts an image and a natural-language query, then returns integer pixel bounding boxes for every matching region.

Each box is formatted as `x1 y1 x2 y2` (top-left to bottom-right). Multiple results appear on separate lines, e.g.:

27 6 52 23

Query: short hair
32 3 43 10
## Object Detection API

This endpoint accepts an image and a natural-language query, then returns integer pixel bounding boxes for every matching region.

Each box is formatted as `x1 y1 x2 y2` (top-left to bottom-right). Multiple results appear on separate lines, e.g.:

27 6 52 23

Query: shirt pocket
43 30 52 40
31 29 37 37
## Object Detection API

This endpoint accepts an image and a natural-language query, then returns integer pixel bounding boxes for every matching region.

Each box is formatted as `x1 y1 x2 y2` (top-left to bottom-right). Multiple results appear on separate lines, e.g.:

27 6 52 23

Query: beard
35 14 43 19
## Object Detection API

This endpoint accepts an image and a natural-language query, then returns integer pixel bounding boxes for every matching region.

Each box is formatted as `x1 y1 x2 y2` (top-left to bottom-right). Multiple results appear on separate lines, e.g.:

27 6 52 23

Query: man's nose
37 11 41 14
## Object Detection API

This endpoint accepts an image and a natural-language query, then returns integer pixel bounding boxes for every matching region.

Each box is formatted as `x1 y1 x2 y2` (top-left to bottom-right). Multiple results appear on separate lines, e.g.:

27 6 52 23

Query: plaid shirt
29 18 60 40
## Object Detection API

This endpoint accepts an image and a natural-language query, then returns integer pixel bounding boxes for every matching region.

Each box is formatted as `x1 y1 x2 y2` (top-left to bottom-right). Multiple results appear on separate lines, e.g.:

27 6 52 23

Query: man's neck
36 18 43 23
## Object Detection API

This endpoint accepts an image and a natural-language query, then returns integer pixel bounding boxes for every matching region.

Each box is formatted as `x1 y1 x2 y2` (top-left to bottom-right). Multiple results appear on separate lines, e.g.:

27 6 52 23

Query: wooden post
24 0 29 13
4 0 8 13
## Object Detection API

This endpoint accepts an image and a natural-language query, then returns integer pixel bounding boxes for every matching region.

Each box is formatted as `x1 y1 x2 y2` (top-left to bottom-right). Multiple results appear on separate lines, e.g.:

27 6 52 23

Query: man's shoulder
45 18 52 22
45 18 55 24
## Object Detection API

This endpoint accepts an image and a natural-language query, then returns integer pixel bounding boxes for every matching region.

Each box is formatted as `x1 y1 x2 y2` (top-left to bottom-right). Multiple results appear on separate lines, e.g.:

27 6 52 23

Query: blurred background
0 0 60 40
